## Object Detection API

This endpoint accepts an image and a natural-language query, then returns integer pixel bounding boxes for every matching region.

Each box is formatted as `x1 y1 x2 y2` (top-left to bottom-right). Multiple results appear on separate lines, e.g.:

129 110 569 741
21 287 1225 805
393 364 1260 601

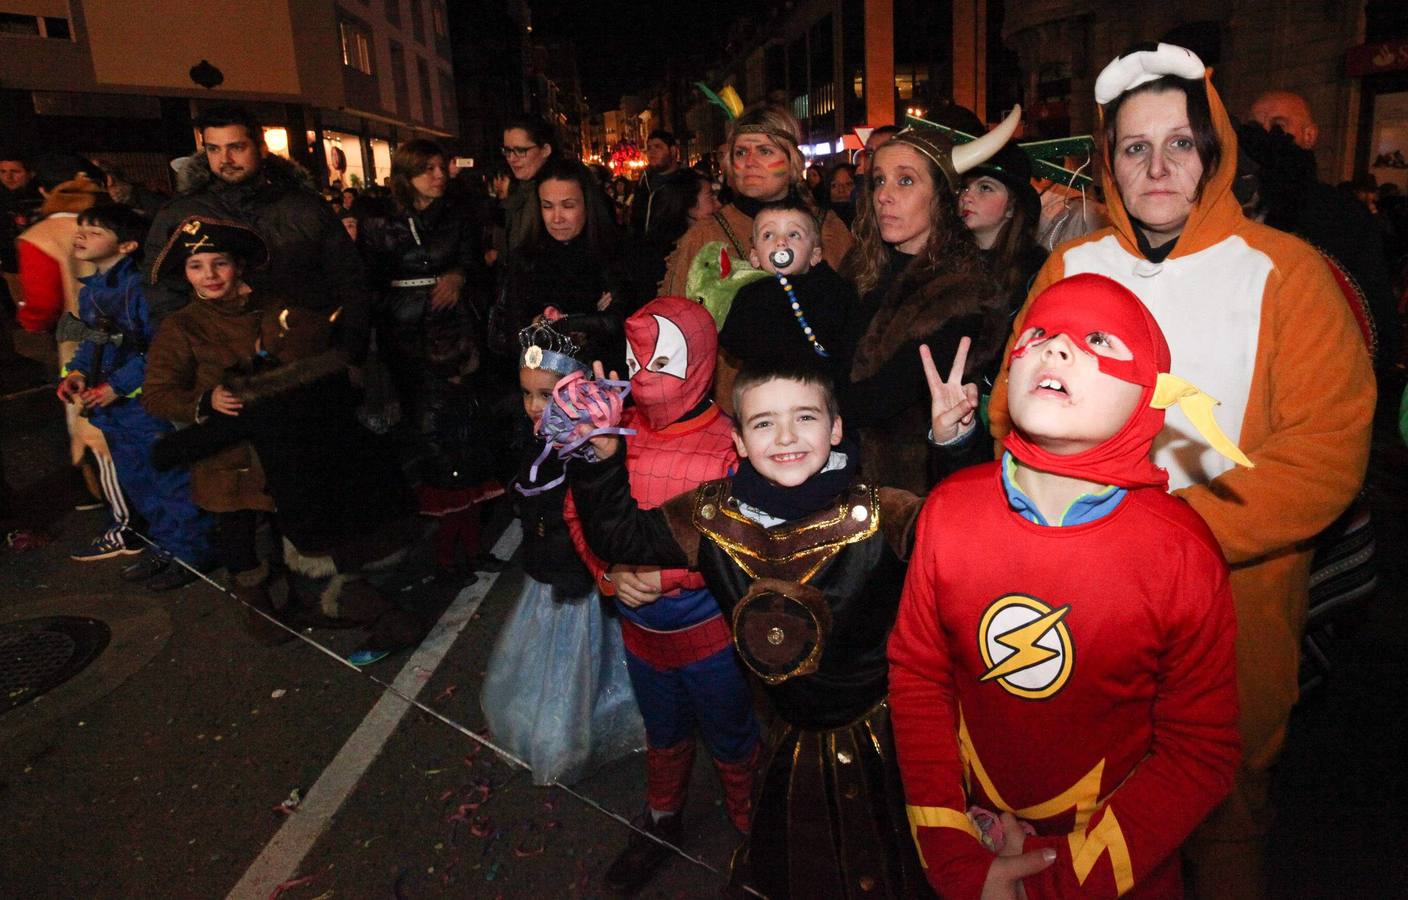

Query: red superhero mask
624 296 717 430
1003 274 1172 489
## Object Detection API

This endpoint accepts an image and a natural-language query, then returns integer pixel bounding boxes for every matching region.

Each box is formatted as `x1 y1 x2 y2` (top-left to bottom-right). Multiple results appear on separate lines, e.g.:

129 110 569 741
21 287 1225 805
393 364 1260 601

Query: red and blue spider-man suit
565 296 760 831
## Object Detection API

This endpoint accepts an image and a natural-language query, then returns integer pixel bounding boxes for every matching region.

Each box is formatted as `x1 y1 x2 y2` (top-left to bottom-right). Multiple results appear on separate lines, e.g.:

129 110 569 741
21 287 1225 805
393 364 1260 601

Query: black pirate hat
149 216 269 283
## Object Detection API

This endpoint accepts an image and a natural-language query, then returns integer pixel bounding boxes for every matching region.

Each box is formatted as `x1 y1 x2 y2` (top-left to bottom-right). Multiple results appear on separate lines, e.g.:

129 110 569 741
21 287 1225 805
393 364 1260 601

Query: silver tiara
518 321 588 375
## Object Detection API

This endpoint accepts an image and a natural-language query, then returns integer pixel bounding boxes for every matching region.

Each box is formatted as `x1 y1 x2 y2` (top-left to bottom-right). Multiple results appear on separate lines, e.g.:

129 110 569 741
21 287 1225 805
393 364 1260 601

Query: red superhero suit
889 275 1242 898
564 297 760 847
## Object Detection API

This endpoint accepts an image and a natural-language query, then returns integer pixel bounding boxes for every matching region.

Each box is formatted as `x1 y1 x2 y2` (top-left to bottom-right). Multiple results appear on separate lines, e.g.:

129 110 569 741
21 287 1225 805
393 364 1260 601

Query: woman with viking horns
839 110 1022 494
987 44 1376 898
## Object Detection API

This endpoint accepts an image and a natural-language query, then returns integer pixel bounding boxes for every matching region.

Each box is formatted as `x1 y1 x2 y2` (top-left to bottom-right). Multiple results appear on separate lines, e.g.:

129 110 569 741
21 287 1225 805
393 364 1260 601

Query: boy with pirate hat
888 273 1244 898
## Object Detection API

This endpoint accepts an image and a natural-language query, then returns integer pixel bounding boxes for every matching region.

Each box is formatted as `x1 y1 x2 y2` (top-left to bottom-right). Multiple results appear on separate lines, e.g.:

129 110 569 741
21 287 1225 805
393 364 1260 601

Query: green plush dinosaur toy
683 240 769 328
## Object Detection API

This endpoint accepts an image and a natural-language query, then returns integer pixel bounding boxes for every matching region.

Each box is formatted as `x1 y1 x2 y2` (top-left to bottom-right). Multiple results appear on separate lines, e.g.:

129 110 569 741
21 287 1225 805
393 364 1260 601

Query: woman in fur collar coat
839 122 1017 494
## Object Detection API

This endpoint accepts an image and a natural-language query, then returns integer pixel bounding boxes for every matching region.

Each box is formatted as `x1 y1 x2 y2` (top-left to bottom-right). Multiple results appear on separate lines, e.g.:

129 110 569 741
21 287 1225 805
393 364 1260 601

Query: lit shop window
340 20 373 75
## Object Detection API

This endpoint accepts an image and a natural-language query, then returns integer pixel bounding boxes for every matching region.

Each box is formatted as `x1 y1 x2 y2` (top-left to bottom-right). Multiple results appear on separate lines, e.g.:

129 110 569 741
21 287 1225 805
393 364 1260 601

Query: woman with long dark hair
500 157 631 364
839 113 1019 493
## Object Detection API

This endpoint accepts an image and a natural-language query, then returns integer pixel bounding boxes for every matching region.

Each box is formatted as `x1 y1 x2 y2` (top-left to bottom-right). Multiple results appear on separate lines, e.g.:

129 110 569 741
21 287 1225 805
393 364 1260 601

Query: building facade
0 0 458 190
1002 0 1408 186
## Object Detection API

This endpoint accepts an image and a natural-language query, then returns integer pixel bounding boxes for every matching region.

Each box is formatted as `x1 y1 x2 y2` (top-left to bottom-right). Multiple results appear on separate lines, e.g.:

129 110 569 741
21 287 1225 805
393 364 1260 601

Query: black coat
512 445 595 597
718 262 855 383
152 349 414 568
143 155 371 360
360 197 484 382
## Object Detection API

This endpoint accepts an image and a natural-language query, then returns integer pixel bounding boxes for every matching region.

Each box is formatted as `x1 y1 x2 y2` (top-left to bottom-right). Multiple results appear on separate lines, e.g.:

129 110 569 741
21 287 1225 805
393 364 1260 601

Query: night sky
528 0 756 110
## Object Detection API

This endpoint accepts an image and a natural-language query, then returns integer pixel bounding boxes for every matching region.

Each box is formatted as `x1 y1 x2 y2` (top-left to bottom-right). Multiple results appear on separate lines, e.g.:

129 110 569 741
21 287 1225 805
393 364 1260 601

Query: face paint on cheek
764 157 789 174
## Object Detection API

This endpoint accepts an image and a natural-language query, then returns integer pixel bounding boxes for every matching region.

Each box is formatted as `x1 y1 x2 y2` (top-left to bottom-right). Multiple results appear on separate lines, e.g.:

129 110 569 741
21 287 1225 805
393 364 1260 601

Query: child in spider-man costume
564 296 761 894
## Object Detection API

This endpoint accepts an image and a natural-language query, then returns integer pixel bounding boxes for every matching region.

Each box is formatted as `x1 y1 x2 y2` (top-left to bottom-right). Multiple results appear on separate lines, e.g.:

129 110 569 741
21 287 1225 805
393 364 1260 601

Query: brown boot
235 563 294 646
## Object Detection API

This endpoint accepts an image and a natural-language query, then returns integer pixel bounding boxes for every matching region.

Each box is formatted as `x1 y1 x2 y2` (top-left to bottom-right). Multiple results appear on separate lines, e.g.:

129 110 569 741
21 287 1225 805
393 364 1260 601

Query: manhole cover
1 616 110 713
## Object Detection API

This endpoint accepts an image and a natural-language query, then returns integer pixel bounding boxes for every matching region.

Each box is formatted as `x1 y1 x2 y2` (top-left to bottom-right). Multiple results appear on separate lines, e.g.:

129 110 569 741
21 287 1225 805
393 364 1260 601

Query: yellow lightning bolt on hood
981 605 1071 683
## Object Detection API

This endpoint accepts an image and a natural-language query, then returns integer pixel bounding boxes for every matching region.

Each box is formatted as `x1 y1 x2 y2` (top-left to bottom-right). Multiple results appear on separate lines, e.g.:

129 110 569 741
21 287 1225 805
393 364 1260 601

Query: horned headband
888 106 1023 192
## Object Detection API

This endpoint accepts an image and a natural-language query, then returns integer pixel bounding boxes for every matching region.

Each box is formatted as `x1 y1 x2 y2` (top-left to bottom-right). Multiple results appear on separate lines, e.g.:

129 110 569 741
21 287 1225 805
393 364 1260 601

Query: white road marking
225 521 522 900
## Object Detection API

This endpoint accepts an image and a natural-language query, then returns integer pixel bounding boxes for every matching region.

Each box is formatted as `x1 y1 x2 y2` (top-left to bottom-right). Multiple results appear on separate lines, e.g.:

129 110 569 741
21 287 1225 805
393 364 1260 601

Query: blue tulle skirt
480 577 645 785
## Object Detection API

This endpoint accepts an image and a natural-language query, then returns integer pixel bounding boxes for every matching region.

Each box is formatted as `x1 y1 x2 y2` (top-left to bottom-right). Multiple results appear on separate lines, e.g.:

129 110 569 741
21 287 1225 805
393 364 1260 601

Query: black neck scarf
731 438 860 522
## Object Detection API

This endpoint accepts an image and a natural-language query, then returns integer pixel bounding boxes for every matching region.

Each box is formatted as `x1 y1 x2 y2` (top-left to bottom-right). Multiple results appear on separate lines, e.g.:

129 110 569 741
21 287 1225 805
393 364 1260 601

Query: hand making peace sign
921 336 979 445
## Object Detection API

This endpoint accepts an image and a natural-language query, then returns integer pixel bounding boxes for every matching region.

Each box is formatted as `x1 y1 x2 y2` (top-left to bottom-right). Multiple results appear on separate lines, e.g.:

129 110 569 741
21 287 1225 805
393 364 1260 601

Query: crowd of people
0 38 1399 899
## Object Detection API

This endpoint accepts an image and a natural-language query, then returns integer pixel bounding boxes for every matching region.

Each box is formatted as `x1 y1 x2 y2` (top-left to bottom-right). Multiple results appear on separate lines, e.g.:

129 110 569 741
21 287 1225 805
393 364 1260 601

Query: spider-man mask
624 296 717 430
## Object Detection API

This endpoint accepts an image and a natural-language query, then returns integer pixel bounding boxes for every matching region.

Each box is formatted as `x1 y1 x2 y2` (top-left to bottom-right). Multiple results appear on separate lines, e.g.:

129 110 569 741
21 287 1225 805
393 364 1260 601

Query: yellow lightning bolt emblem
981 604 1070 683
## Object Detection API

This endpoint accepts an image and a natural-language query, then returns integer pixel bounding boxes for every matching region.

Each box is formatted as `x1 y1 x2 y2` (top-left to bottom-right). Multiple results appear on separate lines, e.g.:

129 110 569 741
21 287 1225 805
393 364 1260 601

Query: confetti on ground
433 684 457 704
271 689 287 699
273 787 303 816
270 870 320 898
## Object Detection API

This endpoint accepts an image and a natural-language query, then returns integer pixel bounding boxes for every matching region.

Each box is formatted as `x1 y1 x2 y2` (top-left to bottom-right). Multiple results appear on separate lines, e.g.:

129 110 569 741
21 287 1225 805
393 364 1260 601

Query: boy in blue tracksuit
58 203 211 589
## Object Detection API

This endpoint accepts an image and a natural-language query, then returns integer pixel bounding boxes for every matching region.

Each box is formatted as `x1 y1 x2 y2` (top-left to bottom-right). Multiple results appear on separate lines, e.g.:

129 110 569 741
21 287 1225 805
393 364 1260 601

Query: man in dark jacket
143 105 370 360
1246 91 1398 367
628 130 689 236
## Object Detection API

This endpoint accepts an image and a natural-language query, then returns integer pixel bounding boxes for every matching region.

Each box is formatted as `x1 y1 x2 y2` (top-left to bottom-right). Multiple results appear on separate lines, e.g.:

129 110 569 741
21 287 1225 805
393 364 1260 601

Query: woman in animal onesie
986 43 1377 897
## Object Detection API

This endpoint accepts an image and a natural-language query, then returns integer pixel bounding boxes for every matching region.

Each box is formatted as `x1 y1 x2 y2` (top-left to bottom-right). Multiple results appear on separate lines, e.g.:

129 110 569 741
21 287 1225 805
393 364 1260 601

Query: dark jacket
514 445 595 597
360 196 484 381
628 167 690 235
840 249 1005 495
719 262 855 384
153 339 415 568
501 178 539 258
142 154 371 360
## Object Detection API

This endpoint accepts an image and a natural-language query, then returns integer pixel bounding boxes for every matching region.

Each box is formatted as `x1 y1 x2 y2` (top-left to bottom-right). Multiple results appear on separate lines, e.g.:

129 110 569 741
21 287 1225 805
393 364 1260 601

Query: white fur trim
282 537 339 578
1095 43 1206 105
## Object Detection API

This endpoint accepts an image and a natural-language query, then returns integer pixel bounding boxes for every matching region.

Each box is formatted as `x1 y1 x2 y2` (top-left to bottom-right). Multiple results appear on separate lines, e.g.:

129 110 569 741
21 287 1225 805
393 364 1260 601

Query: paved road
2 353 1404 898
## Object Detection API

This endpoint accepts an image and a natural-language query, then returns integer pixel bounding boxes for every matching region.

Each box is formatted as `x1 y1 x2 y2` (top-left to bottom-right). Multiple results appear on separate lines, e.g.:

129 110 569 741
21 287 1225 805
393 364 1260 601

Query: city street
3 343 1406 898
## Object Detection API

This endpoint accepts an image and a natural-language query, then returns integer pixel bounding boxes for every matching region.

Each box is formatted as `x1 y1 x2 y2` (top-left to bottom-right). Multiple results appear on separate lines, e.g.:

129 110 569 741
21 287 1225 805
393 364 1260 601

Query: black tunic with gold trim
571 451 933 900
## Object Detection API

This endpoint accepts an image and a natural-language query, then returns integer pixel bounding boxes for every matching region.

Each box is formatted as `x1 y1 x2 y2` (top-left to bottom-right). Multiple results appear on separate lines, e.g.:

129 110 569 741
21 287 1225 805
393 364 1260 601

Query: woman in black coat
500 157 631 369
359 139 502 570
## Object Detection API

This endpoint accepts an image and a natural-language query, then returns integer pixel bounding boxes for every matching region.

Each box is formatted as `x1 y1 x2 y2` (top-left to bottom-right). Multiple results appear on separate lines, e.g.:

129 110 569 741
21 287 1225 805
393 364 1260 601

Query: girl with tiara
479 317 644 785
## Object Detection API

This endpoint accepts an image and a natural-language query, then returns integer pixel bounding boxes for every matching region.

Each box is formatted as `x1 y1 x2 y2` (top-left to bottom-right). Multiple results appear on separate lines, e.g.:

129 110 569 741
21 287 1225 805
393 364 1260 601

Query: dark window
787 36 806 98
43 16 69 38
384 0 400 26
0 13 39 35
389 41 410 115
439 71 455 127
764 44 786 95
417 56 434 123
410 0 425 43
